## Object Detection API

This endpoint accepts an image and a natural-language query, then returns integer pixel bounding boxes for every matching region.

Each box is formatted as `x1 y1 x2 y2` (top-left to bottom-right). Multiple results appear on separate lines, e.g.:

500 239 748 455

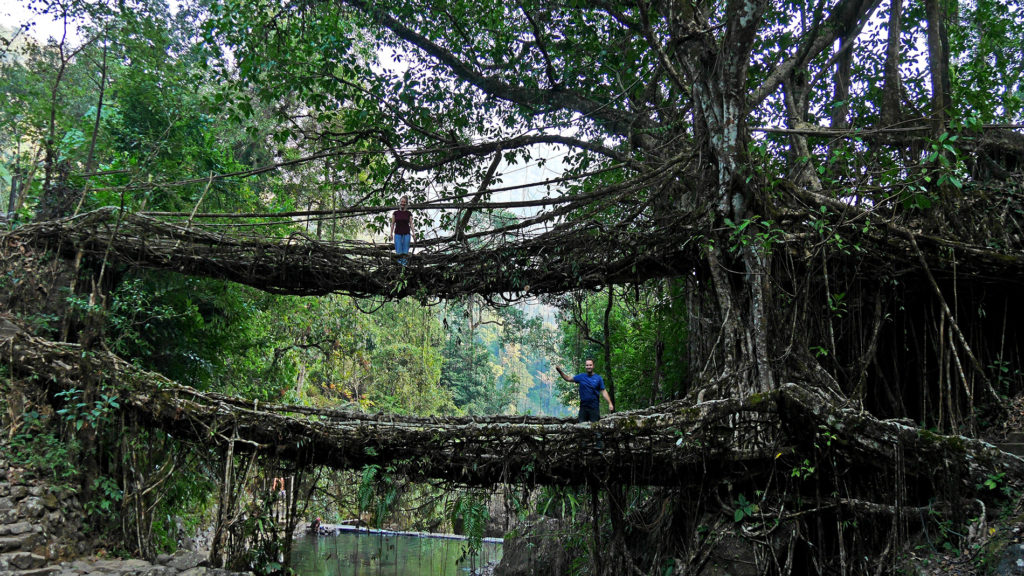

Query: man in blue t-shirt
555 358 615 422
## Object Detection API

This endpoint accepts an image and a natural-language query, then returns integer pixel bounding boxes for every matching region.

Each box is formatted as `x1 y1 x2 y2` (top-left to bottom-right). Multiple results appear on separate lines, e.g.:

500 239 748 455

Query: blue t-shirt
573 373 605 409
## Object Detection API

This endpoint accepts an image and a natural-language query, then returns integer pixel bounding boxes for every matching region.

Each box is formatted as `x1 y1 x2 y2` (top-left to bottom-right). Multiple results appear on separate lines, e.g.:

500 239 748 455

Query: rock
0 535 29 552
0 496 15 511
494 516 573 576
991 546 1024 575
41 492 59 509
14 567 61 576
698 534 765 576
166 550 206 571
2 551 48 569
140 566 178 576
112 558 154 571
29 485 46 497
180 568 208 576
19 496 47 519
0 521 35 536
65 558 97 571
11 485 29 499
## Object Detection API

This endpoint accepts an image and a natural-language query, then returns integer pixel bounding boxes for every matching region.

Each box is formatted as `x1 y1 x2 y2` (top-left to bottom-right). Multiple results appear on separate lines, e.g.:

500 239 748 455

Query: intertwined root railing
4 314 1022 501
2 206 704 300
6 190 1024 303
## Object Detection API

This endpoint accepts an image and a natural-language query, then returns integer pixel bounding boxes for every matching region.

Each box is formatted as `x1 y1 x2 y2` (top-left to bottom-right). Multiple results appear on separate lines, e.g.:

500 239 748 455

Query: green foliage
7 416 79 489
724 215 783 255
980 471 1005 491
537 486 584 520
828 292 847 319
234 490 288 575
356 462 401 528
439 298 562 416
733 493 757 522
949 0 1024 122
558 280 689 411
85 475 123 521
790 459 816 479
140 440 217 554
921 507 962 554
54 387 119 432
446 491 489 562
989 355 1023 397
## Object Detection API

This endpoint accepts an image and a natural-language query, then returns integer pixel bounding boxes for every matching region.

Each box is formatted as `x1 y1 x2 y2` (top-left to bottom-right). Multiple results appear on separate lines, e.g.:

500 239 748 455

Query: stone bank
0 457 250 576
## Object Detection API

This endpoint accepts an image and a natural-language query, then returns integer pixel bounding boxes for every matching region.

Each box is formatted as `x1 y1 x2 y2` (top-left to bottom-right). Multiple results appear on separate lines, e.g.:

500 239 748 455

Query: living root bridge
1 207 699 299
4 315 1023 499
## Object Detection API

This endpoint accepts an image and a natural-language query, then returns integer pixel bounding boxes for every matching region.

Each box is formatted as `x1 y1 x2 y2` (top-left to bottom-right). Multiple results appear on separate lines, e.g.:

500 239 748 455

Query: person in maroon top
388 196 415 265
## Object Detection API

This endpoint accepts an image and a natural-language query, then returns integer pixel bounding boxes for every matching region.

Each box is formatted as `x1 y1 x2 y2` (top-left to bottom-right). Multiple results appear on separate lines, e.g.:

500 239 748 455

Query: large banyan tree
196 0 1024 412
203 0 1024 571
5 0 1024 573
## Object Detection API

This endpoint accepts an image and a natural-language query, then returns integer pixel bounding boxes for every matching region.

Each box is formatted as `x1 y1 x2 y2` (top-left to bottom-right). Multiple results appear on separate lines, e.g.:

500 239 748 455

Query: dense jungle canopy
2 0 1024 573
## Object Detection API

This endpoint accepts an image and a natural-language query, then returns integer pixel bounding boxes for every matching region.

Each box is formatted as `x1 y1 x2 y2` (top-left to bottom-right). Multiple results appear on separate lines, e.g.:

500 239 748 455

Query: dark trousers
578 405 603 449
578 404 601 423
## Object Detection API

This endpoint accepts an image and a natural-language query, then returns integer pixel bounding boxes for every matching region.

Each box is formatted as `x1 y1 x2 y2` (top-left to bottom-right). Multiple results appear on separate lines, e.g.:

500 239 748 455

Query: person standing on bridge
556 358 614 422
388 195 415 266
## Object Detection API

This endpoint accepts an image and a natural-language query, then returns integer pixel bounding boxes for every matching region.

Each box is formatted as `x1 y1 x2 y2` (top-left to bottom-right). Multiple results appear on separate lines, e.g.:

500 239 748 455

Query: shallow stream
289 530 503 576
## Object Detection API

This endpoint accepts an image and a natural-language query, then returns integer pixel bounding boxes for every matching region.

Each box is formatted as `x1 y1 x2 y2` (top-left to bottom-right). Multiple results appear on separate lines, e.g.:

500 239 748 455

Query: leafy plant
925 132 965 190
537 486 584 521
989 356 1022 396
85 475 123 521
724 216 783 255
733 493 757 522
446 491 490 562
55 387 120 432
8 426 80 489
791 459 816 479
828 292 847 319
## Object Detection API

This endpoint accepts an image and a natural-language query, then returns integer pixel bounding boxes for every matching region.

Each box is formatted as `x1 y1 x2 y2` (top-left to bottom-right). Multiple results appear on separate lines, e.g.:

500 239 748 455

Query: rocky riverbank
0 459 251 576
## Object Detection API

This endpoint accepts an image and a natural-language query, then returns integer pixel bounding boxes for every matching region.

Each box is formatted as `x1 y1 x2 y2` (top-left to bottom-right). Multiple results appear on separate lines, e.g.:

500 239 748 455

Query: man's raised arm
555 365 575 382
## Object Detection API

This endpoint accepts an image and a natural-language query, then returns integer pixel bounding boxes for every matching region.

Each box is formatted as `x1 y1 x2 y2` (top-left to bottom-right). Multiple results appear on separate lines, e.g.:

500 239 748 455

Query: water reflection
290 531 503 576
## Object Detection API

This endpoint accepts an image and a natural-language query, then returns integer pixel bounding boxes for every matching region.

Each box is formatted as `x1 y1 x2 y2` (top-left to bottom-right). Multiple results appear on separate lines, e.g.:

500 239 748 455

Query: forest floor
908 396 1024 575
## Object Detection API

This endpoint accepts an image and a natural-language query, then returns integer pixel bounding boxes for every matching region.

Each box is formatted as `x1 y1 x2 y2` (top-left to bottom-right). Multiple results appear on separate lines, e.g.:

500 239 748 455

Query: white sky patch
3 0 83 44
370 43 574 246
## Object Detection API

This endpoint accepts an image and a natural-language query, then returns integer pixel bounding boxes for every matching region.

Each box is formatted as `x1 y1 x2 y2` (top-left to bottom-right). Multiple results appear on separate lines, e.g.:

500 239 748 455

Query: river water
290 531 503 576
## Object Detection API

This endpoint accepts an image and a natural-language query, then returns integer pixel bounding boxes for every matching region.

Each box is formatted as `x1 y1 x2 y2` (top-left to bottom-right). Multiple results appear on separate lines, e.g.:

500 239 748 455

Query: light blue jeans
394 234 410 265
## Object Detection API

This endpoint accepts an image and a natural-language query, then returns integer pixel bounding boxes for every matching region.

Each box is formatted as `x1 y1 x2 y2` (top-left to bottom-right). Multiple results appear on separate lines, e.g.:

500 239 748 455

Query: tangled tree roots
4 314 1023 573
6 193 1024 304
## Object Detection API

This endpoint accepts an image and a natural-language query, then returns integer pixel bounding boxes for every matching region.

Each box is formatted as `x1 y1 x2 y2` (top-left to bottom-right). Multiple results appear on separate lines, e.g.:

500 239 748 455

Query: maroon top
393 210 412 235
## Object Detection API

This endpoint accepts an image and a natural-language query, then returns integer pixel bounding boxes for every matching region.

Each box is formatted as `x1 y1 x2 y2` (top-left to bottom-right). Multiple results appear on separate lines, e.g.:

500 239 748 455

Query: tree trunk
84 43 109 176
925 0 952 135
603 283 614 403
882 0 904 125
832 37 852 130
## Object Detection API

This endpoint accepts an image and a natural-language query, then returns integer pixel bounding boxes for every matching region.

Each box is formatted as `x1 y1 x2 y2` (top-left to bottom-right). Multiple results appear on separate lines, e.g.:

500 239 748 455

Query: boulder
41 492 58 510
166 550 207 571
494 516 575 576
18 496 47 519
0 521 35 536
1 551 47 570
